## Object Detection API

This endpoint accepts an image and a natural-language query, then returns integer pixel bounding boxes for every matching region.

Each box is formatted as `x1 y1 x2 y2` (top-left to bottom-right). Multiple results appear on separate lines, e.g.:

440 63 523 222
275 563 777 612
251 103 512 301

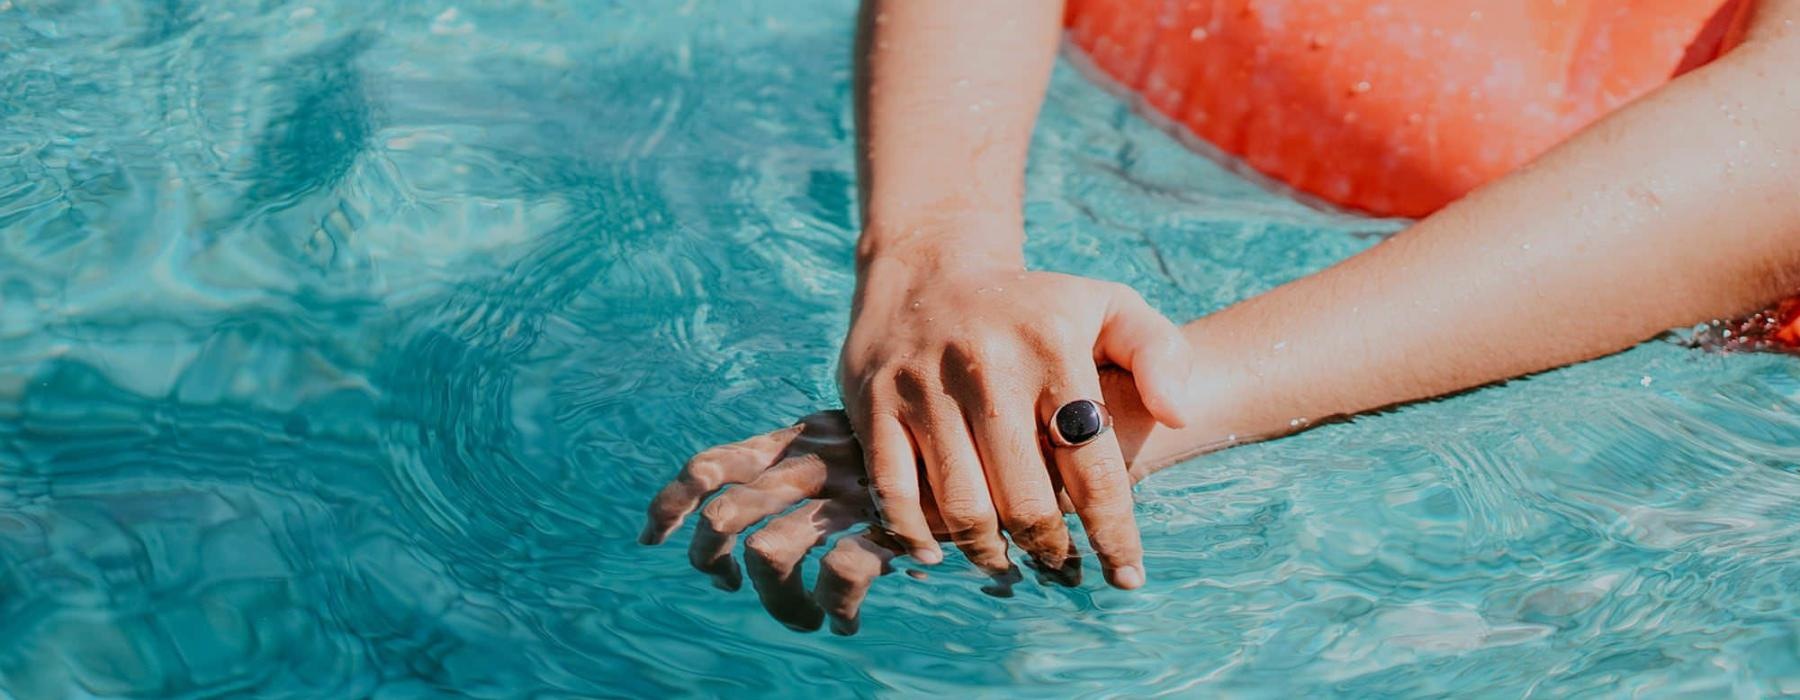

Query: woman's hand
840 242 1192 589
638 410 1100 634
639 360 1189 634
638 411 926 634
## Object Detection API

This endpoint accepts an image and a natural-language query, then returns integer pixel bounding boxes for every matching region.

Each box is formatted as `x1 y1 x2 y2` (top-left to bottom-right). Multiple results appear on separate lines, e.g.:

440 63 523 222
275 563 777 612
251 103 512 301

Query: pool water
3 1 1798 697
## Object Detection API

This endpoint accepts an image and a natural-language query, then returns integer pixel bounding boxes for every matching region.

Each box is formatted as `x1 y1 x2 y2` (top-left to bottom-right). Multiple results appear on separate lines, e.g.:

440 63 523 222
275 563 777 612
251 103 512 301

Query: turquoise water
3 1 1799 696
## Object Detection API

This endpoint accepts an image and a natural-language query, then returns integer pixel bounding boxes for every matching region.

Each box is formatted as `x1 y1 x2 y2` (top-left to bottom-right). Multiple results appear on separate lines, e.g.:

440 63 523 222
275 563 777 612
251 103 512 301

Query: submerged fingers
815 528 904 636
903 398 1012 575
685 454 835 590
744 499 866 631
855 411 941 563
641 424 807 545
963 396 1074 577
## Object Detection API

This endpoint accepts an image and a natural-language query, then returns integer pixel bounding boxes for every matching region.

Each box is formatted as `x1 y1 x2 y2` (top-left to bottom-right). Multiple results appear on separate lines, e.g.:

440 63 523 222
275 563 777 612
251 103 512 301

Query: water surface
2 1 1798 697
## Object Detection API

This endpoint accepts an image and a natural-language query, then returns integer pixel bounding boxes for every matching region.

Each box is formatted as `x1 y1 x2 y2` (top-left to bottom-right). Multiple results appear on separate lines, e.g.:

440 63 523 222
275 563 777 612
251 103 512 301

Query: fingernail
912 546 943 565
637 526 664 546
1111 565 1145 590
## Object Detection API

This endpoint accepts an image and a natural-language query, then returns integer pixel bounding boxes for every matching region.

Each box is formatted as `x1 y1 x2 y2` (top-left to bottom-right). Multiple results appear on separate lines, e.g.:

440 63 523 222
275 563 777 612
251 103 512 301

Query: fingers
852 411 941 564
1095 284 1193 428
904 399 1013 575
641 424 806 545
815 529 903 636
962 395 1073 575
1042 376 1146 590
743 499 866 631
686 455 828 590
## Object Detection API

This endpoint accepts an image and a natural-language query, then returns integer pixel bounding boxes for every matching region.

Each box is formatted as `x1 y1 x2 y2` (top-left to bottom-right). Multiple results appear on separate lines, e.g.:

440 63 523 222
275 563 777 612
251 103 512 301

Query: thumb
1095 284 1194 428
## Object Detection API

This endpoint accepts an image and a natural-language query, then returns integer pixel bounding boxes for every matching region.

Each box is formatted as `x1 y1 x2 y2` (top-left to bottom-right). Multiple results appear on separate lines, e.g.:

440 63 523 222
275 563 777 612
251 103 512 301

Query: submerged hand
638 411 930 633
842 253 1191 588
641 365 1171 634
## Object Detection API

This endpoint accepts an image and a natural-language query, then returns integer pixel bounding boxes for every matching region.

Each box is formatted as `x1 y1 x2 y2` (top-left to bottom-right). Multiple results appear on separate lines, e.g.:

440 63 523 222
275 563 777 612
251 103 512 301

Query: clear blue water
3 1 1798 697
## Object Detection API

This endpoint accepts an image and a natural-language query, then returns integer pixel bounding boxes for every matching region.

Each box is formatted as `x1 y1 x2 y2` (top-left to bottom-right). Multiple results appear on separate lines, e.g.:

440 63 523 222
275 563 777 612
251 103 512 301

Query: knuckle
868 473 917 506
948 330 1010 368
821 538 879 583
697 498 734 531
680 456 725 486
819 544 858 577
937 493 993 530
1007 511 1067 545
1072 456 1132 500
943 515 1001 553
743 531 783 567
646 493 685 522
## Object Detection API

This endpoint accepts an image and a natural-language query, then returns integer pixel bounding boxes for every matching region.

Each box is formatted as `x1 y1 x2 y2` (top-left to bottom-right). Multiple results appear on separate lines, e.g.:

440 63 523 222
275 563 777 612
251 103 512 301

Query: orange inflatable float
1063 0 1796 348
1065 0 1753 217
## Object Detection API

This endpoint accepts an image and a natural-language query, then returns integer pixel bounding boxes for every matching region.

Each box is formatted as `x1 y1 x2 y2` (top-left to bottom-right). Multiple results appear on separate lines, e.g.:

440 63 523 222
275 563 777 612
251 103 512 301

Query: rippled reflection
2 1 1796 696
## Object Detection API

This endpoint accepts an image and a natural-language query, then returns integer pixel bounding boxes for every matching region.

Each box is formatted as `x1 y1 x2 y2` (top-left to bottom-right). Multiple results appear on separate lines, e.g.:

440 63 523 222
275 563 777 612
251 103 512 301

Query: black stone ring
1048 399 1112 448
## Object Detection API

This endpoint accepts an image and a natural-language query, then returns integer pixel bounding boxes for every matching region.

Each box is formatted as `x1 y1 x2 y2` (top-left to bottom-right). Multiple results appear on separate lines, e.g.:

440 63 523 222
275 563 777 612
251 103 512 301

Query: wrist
1109 335 1258 480
855 207 1025 275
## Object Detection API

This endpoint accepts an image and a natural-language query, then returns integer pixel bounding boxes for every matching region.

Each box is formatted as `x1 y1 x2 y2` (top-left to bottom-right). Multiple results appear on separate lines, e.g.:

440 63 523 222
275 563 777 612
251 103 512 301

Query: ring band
1048 399 1112 447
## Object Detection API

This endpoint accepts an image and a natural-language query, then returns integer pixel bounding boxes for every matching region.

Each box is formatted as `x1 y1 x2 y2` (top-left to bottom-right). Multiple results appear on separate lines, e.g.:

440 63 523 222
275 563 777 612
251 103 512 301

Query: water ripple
2 1 1798 697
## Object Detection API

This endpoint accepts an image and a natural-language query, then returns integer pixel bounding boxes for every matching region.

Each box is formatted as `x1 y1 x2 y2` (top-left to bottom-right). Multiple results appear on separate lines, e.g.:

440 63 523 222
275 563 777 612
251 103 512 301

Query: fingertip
637 526 665 546
1134 373 1190 429
910 544 943 565
1108 564 1145 590
1128 341 1194 427
1153 396 1190 429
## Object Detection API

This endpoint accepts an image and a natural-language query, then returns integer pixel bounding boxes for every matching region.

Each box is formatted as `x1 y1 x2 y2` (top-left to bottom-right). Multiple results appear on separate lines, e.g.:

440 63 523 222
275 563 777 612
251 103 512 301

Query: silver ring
1048 399 1112 447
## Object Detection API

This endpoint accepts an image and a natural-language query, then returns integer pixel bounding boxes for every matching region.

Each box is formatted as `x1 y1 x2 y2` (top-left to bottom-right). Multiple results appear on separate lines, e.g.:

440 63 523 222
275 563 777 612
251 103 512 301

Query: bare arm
842 0 1189 589
1130 0 1800 474
644 0 1800 635
853 0 1057 260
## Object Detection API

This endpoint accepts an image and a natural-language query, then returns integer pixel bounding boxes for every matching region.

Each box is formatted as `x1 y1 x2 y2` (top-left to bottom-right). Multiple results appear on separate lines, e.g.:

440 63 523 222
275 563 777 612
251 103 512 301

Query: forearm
1115 9 1800 476
853 0 1063 275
